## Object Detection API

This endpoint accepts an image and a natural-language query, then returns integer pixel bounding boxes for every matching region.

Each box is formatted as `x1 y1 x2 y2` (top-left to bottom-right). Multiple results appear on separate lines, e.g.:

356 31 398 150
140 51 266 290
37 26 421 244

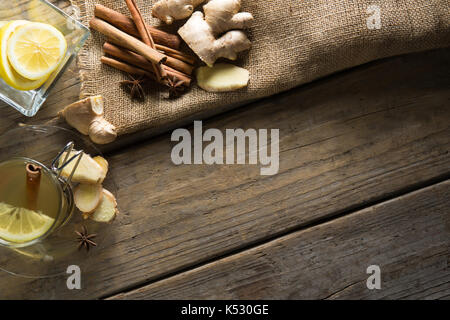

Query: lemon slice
7 22 67 80
0 202 54 243
0 21 8 29
0 21 49 91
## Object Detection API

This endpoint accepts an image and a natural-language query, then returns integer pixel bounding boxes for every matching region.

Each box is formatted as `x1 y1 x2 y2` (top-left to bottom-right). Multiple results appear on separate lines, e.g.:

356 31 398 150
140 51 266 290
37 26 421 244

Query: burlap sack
73 0 450 136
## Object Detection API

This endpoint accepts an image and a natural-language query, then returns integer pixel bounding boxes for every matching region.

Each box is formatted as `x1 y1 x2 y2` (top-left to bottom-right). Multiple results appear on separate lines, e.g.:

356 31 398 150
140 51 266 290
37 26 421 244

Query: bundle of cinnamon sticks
89 2 196 94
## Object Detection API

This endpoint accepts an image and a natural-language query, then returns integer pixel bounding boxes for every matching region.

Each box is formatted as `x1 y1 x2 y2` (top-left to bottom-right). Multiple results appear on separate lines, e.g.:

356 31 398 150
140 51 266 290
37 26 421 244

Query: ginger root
178 0 253 67
204 0 253 35
59 151 106 185
90 189 118 223
58 96 117 145
152 0 206 24
196 63 249 92
74 183 103 214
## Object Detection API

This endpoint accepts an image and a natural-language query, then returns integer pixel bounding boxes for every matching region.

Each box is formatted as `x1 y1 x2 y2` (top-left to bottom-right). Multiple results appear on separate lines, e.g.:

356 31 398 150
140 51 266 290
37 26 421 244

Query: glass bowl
0 0 90 116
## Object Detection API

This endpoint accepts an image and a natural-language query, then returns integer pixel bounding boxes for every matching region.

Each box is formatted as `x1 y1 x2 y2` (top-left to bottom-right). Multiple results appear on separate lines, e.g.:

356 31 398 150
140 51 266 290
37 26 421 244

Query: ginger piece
196 63 249 92
93 156 109 176
58 96 117 145
204 0 254 35
179 12 251 67
59 151 106 185
178 0 253 67
59 96 103 135
90 189 118 223
152 0 206 24
74 183 103 214
88 118 117 145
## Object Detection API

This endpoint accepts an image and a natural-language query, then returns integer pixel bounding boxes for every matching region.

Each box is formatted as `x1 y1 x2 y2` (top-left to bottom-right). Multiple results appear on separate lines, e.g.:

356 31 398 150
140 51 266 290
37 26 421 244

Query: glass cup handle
50 141 83 190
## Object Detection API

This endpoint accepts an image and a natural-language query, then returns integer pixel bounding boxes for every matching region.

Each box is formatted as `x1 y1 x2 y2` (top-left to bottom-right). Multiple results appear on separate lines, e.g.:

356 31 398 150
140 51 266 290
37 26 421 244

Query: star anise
75 225 97 252
165 75 186 98
120 74 146 100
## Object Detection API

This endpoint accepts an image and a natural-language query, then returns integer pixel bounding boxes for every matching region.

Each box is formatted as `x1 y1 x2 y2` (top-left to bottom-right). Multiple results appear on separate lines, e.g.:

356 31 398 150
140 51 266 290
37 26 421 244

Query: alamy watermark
367 5 382 30
366 265 381 290
65 264 381 291
171 121 279 175
66 265 81 290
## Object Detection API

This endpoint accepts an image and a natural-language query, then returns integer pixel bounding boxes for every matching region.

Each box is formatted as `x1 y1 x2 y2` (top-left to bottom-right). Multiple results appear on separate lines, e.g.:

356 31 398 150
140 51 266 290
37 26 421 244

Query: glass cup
0 0 90 116
0 156 75 248
0 125 115 278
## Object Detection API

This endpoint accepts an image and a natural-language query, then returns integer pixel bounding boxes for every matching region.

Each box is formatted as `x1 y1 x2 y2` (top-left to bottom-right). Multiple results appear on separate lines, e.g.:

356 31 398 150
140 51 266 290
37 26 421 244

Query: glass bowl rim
39 0 90 35
0 0 91 117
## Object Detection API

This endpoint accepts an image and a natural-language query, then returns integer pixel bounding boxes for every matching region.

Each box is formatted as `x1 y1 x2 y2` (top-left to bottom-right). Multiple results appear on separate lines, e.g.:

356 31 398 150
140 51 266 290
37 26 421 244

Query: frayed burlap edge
70 0 91 100
68 0 450 137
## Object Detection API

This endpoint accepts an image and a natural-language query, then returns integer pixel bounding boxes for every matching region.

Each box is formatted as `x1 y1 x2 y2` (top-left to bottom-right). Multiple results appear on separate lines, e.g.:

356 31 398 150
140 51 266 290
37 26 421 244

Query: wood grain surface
0 47 448 299
111 180 450 300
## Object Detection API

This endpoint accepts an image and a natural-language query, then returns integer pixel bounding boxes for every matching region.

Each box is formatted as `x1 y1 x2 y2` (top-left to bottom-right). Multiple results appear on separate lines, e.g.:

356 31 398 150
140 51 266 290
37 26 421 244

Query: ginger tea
0 158 62 245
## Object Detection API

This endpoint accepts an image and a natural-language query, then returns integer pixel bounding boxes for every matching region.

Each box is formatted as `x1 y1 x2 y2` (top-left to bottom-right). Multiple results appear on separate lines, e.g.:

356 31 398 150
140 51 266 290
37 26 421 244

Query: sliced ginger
59 151 106 185
93 156 109 176
74 183 103 214
196 63 249 92
60 147 118 223
90 189 118 223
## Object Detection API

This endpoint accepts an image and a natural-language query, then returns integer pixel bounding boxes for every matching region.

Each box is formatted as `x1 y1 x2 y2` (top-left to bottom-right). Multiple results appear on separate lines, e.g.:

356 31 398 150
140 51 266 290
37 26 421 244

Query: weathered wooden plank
111 181 450 300
0 48 449 299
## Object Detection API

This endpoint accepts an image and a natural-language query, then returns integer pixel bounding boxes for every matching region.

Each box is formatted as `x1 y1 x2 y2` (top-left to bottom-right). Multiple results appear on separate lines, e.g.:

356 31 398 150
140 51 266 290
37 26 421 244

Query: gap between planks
0 48 448 300
104 175 450 299
109 179 450 300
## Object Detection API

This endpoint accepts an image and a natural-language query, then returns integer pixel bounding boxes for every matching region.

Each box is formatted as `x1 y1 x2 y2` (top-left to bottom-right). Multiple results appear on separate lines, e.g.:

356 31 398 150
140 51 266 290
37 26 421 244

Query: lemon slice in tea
7 22 67 81
0 202 54 243
0 21 49 91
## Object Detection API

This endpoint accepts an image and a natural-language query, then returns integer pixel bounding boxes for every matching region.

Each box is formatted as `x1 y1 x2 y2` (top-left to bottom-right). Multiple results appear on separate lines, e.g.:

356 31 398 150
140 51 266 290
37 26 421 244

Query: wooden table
0 1 449 300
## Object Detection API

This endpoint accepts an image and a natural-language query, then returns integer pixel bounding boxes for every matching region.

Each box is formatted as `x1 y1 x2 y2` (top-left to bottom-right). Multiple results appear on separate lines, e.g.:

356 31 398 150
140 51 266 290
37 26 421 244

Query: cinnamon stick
94 4 181 49
90 17 167 65
125 0 166 82
101 56 155 80
103 42 191 86
106 36 194 75
155 44 196 65
164 55 195 75
26 163 42 211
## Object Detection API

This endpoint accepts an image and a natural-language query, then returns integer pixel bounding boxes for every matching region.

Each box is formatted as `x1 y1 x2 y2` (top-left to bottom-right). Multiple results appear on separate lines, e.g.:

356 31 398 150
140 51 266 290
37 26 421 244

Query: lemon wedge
0 21 8 29
0 21 49 91
7 22 67 81
0 202 54 244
